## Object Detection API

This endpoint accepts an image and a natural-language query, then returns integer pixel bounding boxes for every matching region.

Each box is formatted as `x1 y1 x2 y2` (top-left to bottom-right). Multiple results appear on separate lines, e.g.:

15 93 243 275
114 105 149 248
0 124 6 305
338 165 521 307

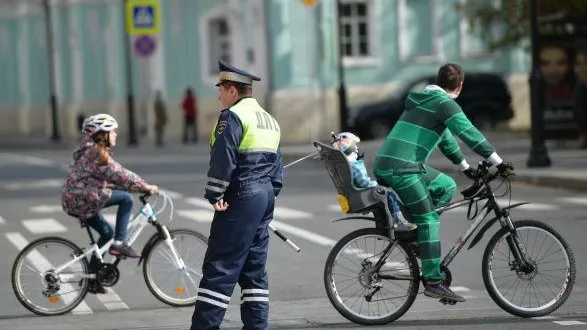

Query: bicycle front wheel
482 220 576 318
324 228 420 325
11 236 90 316
143 228 208 307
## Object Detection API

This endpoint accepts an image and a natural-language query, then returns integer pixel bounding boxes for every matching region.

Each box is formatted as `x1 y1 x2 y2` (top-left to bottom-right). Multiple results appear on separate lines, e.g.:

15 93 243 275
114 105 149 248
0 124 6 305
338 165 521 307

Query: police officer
190 59 283 330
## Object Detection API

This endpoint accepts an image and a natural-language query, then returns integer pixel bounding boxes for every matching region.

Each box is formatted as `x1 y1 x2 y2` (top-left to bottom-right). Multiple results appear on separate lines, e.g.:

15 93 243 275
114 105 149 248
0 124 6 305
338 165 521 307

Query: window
398 0 441 61
199 2 244 86
459 0 500 58
208 18 231 75
339 1 370 57
337 0 379 66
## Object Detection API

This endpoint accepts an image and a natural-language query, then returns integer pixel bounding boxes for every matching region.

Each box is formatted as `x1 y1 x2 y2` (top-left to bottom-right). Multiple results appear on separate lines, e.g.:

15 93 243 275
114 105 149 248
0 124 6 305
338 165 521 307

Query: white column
65 0 83 136
68 0 83 105
17 3 31 134
306 5 317 141
105 1 122 119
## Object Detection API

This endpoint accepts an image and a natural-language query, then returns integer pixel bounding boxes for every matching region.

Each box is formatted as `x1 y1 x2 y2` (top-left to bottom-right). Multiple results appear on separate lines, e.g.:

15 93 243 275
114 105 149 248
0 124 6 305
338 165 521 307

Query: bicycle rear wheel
143 229 208 307
324 228 420 325
482 220 576 318
11 236 90 316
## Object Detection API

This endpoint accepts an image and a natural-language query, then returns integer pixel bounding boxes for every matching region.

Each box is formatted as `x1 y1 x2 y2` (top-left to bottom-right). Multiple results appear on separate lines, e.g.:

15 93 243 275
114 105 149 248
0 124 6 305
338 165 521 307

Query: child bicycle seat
313 141 396 226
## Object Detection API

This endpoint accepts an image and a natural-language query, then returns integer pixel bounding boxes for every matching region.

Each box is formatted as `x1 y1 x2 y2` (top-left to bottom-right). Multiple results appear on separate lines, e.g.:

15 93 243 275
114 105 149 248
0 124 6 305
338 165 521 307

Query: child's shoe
393 213 417 232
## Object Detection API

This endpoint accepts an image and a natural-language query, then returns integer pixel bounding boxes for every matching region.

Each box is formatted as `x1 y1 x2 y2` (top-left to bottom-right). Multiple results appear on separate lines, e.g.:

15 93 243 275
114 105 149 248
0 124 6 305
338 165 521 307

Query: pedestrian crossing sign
126 0 160 35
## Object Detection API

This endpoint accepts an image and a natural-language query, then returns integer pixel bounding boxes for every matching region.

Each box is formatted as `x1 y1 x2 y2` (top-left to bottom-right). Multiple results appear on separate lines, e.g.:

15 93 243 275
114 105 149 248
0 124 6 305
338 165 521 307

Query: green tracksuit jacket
373 85 501 281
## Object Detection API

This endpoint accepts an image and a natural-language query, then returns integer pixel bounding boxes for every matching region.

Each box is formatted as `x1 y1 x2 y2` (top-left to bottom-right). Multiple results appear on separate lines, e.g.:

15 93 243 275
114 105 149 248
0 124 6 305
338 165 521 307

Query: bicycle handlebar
472 160 515 183
139 192 152 204
460 160 514 200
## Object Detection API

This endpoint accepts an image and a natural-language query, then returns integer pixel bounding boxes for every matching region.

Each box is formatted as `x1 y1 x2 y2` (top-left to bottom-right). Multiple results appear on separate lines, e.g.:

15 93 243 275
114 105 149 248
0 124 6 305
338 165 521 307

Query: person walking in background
181 87 198 144
154 90 168 147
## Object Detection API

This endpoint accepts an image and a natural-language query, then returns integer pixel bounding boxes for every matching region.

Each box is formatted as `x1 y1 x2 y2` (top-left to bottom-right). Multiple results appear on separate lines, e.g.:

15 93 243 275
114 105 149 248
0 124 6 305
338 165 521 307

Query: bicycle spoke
325 230 419 325
484 222 574 317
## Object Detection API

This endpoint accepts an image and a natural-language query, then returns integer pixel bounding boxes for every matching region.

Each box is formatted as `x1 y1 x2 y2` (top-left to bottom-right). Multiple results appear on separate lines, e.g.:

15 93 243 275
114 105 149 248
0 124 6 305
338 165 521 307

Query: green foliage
456 0 587 52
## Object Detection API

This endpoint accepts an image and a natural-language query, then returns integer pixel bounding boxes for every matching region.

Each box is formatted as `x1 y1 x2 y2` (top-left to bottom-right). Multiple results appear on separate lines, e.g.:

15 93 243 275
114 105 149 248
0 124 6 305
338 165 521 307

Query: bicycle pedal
439 298 458 305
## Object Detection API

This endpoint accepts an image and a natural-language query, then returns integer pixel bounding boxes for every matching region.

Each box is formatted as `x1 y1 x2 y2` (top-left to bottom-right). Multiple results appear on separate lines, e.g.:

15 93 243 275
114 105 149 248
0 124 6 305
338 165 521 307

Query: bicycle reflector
337 194 350 213
175 286 186 295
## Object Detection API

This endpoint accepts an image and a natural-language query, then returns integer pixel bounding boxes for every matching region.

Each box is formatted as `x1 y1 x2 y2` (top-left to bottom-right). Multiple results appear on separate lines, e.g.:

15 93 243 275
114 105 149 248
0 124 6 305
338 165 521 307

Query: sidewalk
0 135 318 156
424 133 587 192
2 132 587 191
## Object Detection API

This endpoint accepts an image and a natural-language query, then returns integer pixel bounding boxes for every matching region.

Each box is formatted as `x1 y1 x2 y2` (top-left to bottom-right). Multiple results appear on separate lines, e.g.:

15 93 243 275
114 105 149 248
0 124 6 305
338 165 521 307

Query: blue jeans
85 190 133 273
387 192 401 214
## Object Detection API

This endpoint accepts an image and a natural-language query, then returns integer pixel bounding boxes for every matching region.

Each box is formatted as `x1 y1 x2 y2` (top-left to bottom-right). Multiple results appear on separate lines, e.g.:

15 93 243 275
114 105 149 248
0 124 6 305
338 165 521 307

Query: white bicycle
11 191 208 316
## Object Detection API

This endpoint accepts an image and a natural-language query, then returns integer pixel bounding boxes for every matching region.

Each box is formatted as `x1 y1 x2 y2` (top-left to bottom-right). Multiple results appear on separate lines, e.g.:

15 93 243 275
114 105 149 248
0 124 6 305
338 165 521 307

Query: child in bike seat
61 113 159 294
331 132 416 232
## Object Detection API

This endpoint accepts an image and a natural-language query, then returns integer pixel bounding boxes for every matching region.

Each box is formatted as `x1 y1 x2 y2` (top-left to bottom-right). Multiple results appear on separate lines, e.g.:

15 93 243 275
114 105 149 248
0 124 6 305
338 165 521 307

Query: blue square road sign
133 6 155 28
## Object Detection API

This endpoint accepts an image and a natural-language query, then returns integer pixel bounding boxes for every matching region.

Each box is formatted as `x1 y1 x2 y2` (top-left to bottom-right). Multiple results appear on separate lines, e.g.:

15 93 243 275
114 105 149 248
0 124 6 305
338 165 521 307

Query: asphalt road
0 146 586 330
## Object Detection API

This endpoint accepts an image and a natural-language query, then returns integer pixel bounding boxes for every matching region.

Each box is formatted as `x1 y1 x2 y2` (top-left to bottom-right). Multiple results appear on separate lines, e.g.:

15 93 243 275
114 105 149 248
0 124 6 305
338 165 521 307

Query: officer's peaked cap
215 59 261 87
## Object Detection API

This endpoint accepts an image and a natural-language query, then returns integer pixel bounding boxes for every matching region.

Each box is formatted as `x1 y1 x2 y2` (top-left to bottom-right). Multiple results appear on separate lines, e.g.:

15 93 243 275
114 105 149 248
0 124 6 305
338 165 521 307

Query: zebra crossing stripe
5 232 93 315
558 196 587 205
96 288 129 311
497 199 558 211
185 199 313 219
178 209 214 223
185 198 212 210
274 207 312 219
22 218 68 234
270 220 336 247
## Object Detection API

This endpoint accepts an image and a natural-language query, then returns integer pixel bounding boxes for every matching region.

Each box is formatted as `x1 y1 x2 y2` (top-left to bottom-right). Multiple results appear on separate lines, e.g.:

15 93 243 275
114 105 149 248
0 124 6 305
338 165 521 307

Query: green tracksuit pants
376 165 456 281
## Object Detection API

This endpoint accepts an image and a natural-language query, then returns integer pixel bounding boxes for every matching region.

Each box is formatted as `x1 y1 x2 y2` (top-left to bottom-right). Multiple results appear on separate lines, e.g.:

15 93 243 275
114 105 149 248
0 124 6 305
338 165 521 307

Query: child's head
331 132 360 160
82 113 119 165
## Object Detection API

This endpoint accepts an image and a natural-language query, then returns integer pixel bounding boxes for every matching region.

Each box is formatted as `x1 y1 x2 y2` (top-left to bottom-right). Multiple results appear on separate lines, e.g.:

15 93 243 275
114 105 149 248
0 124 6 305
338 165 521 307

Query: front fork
155 223 186 270
500 211 534 273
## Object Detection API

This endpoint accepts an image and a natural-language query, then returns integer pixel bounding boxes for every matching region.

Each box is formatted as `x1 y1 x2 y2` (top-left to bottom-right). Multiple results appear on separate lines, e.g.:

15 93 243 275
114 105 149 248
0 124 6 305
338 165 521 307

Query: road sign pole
124 0 161 146
44 0 61 142
335 0 348 132
526 0 550 167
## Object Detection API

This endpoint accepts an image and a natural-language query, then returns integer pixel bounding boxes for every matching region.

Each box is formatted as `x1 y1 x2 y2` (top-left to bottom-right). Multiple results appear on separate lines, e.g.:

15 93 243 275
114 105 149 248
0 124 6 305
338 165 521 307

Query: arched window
208 18 231 74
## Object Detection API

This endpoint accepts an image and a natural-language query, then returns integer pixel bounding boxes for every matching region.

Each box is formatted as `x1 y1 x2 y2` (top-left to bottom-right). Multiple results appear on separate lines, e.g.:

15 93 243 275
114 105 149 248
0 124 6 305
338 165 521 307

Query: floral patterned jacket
61 135 147 220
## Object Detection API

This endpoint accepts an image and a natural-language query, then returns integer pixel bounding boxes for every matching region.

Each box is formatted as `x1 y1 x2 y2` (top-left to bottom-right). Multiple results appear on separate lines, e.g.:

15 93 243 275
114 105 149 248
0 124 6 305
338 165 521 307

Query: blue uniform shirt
205 97 283 203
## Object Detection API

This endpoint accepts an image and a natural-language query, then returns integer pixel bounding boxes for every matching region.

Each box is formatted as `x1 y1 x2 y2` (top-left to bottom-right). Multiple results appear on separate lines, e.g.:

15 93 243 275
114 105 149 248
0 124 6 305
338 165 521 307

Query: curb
513 174 587 192
433 166 587 192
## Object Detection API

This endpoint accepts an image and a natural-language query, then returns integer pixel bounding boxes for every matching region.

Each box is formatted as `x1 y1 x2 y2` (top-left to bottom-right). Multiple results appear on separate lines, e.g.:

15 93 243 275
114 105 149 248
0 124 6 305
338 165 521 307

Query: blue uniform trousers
190 181 274 330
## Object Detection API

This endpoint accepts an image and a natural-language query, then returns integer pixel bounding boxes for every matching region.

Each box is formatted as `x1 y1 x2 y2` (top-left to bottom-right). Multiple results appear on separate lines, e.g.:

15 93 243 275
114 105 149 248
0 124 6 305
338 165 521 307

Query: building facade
0 0 531 143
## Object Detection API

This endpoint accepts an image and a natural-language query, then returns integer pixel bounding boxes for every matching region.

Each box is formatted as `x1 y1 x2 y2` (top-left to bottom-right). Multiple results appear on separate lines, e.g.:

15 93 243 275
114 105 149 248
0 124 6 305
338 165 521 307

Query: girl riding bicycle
61 113 159 293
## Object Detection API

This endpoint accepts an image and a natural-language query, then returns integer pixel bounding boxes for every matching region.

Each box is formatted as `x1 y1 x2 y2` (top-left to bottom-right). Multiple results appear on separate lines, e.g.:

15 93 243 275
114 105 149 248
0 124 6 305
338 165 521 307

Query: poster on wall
538 14 587 140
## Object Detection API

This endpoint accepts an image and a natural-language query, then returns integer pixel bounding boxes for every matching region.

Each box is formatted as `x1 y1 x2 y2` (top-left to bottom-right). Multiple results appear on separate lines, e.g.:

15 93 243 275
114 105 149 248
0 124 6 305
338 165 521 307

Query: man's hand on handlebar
496 162 514 175
462 167 476 180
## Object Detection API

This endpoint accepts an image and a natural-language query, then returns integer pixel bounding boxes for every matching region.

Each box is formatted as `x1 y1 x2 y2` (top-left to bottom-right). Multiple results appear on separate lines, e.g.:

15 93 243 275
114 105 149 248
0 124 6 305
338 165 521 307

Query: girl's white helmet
82 113 119 136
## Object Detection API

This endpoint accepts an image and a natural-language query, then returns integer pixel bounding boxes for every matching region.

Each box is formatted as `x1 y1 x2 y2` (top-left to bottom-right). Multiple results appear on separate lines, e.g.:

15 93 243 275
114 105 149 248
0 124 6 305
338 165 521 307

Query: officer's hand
213 199 229 211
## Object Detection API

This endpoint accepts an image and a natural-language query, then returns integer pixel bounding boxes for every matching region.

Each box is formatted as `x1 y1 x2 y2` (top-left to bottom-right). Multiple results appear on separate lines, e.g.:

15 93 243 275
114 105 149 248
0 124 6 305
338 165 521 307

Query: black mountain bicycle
314 141 576 325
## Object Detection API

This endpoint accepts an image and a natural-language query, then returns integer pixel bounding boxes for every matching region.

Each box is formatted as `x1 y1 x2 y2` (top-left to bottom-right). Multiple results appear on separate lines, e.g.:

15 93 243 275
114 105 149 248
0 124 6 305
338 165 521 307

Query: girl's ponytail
93 132 110 166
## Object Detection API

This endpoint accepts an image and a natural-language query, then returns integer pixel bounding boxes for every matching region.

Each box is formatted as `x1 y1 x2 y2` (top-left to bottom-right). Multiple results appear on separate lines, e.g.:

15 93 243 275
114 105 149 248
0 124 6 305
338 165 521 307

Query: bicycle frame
53 193 186 283
436 196 496 269
436 179 530 270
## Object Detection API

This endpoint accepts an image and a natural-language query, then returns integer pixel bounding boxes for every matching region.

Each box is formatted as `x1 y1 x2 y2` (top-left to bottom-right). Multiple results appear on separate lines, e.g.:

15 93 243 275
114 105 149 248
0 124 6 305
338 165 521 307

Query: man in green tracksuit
374 63 511 303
